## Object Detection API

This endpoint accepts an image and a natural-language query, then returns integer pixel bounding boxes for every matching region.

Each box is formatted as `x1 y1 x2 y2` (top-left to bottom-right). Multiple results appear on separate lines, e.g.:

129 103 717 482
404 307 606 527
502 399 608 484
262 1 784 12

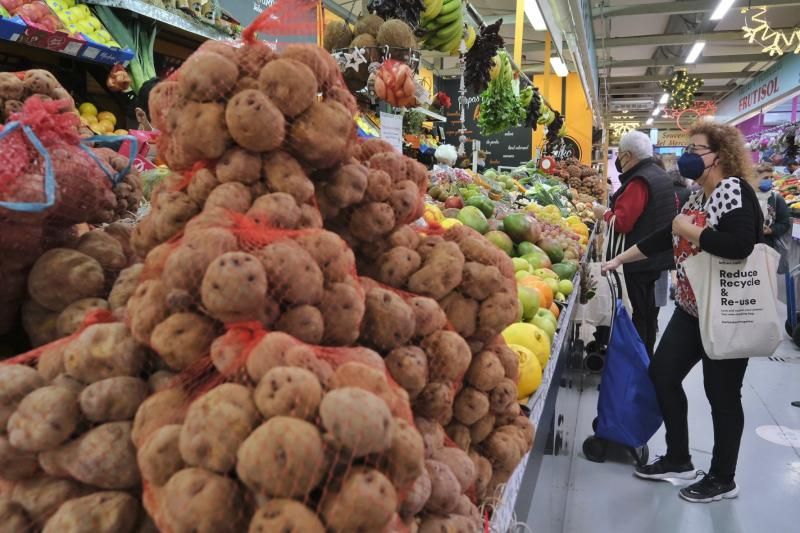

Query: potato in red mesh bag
374 60 417 108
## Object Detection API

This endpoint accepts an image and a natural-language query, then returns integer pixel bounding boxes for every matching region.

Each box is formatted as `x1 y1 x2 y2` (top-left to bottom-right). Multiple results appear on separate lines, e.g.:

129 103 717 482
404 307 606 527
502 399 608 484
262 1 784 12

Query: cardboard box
0 15 84 56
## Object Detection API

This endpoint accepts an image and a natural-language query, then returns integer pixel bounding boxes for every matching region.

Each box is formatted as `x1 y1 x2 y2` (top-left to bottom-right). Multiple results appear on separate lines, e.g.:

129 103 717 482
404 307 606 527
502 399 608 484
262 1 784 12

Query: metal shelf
84 0 235 42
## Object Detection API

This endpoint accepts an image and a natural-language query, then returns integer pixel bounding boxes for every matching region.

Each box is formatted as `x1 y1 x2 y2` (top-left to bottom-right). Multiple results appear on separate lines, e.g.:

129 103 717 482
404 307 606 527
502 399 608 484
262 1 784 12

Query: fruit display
774 175 799 205
548 157 606 201
45 0 120 47
419 0 475 55
2 0 65 32
78 102 124 135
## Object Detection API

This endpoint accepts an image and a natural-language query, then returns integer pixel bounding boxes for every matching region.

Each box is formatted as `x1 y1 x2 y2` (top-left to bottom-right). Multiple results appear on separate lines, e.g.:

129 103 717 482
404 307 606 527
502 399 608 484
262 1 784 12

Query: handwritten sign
380 112 403 153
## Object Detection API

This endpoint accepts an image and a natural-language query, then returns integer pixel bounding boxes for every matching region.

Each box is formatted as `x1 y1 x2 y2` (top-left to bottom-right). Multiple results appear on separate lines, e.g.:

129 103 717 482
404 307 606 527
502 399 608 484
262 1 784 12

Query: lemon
440 218 463 229
97 111 116 126
96 119 114 133
113 129 128 135
79 102 98 116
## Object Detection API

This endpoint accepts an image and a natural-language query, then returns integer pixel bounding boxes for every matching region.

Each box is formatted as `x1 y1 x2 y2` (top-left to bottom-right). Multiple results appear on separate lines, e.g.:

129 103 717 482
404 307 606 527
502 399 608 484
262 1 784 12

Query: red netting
374 60 418 108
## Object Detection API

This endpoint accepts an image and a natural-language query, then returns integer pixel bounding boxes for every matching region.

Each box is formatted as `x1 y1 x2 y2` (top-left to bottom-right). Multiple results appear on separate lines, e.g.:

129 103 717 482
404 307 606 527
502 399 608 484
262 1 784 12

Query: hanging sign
657 130 690 147
379 112 404 153
717 53 800 125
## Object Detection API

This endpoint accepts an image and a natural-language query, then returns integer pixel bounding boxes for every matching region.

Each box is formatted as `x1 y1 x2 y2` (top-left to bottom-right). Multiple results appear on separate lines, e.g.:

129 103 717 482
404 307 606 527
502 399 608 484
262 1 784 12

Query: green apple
544 277 559 294
535 308 558 329
515 270 531 281
531 314 556 339
512 257 532 273
558 279 574 296
518 286 540 321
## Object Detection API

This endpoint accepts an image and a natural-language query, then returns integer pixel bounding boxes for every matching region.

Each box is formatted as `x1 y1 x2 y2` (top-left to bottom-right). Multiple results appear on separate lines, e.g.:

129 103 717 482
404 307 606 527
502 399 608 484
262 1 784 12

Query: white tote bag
576 217 632 326
683 243 783 359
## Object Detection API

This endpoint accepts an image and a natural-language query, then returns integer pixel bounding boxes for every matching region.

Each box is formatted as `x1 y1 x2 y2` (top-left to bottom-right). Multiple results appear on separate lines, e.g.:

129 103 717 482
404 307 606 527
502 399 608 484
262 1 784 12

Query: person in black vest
596 131 676 356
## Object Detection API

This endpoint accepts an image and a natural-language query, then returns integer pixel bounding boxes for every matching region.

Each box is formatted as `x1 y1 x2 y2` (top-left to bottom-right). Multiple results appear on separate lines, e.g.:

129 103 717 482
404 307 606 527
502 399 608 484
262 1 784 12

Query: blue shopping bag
595 274 663 448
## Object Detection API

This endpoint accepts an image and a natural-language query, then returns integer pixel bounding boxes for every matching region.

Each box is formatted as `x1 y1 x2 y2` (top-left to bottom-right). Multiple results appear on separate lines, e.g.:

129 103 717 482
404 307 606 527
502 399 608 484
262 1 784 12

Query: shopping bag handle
606 269 624 301
79 134 138 186
0 121 56 213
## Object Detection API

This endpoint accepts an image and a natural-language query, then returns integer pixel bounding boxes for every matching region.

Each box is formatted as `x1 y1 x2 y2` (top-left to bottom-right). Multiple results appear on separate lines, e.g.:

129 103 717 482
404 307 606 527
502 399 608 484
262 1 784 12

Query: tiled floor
527 302 800 533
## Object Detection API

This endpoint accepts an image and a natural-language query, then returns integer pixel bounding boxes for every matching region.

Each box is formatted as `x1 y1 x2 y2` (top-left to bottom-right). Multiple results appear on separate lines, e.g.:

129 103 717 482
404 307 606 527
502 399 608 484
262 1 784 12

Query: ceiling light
685 41 706 64
524 0 547 31
659 93 669 105
550 56 569 77
646 118 654 126
710 0 736 21
652 107 662 117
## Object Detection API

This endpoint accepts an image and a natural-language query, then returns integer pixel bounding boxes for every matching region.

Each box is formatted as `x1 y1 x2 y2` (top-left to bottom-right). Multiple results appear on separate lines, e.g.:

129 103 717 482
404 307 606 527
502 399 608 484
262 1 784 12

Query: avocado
517 241 545 257
538 238 565 264
551 262 578 280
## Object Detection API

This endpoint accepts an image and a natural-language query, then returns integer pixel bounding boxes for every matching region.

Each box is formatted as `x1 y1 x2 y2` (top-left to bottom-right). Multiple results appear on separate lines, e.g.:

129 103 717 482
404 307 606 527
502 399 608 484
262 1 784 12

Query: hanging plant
465 19 504 94
477 51 524 135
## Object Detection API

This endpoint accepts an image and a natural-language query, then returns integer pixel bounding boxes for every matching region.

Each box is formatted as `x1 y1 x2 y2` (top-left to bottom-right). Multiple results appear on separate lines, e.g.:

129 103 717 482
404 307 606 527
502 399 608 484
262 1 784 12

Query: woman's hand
671 213 695 237
601 257 622 274
593 204 608 220
764 225 773 235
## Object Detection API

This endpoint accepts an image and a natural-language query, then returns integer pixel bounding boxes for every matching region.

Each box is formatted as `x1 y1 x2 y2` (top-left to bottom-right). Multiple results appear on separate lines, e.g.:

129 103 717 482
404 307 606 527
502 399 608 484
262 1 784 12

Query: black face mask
615 156 624 173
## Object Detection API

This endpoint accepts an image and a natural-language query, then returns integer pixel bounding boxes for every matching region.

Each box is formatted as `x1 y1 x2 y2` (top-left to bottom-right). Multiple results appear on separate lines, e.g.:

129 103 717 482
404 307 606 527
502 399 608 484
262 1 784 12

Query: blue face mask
677 152 714 180
759 178 773 192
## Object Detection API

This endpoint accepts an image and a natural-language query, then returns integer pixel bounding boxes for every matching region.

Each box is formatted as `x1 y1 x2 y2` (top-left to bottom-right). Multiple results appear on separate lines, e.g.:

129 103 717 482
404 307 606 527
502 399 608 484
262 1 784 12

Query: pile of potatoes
0 320 159 532
0 70 74 123
20 224 137 347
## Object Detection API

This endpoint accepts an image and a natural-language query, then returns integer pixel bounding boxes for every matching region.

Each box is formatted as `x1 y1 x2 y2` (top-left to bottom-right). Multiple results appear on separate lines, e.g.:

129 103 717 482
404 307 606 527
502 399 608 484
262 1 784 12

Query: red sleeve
608 178 649 234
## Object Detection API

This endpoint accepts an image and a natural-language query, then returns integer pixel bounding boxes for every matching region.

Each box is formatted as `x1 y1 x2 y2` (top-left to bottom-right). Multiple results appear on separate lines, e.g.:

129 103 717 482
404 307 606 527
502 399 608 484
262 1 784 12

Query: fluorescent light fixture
550 56 569 77
685 41 706 64
646 118 654 126
659 93 669 105
710 0 736 21
524 0 547 31
652 106 662 117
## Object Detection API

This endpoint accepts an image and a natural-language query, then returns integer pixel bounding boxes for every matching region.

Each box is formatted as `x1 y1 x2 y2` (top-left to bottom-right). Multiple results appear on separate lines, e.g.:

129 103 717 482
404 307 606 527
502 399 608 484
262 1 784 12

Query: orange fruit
549 302 560 319
519 277 553 309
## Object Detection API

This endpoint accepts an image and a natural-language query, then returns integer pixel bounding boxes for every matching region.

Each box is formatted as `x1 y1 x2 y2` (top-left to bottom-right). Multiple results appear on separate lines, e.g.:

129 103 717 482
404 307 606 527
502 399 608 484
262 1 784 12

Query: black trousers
649 306 749 482
595 270 661 357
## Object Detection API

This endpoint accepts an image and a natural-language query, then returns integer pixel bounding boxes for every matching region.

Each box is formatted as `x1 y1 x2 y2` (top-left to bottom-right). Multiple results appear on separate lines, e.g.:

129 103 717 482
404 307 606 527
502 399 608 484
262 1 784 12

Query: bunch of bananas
420 0 475 54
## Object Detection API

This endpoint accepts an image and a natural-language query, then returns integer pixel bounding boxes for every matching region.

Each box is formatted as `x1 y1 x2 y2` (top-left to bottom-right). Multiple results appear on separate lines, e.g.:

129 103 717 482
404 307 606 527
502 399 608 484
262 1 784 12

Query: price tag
379 112 403 153
63 41 82 56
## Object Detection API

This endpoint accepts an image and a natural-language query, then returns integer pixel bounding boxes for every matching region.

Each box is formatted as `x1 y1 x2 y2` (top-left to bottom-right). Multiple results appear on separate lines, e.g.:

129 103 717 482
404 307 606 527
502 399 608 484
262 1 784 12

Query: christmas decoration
742 6 800 57
609 121 641 137
659 70 703 111
661 101 716 131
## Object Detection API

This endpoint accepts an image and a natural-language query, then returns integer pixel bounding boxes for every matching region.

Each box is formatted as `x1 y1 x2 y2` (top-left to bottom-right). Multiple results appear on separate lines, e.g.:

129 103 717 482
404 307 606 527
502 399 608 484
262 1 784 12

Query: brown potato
0 500 30 532
465 350 505 392
407 297 446 339
40 422 140 489
21 299 60 347
399 469 431 518
388 180 420 224
320 387 395 457
439 291 479 339
258 58 317 118
477 291 519 340
295 231 356 284
368 151 406 183
171 103 230 166
432 447 476 493
201 252 269 323
424 460 460 514
226 89 285 152
348 202 396 241
253 366 322 420
275 305 324 344
147 370 177 393
151 313 217 370
0 435 40 481
179 384 259 473
414 417 445 458
407 241 465 300
27 249 105 311
377 246 421 288
126 279 169 345
64 323 144 383
216 147 261 184
36 343 67 382
248 500 323 532
162 468 246 533
257 240 323 306
245 331 298 382
321 467 397 532
482 428 523 474
186 168 220 204
77 230 127 270
11 475 86 526
453 387 491 426
385 418 425 486
108 264 143 311
289 101 353 169
131 388 188 448
364 168 393 202
7 386 79 452
78 377 148 422
469 413 496 445
56 298 109 337
179 52 238 101
385 346 428 398
469 449 493 500
360 288 415 352
485 340 520 382
236 417 325 498
330 361 398 411
281 44 332 90
446 422 472 452
325 163 369 208
490 378 518 414
137 424 184 486
262 151 314 204
413 383 454 426
204 182 253 213
422 331 471 383
0 365 44 431
42 491 140 533
235 40 274 77
246 192 301 229
461 262 504 301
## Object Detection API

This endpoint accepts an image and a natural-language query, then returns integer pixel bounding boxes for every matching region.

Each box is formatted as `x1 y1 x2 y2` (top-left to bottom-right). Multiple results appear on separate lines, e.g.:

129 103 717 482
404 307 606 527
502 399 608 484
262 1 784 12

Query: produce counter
490 271 582 531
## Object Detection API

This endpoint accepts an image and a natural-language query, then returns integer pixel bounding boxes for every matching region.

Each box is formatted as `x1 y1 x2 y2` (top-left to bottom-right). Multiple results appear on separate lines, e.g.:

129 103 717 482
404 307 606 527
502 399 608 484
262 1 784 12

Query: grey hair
618 130 654 160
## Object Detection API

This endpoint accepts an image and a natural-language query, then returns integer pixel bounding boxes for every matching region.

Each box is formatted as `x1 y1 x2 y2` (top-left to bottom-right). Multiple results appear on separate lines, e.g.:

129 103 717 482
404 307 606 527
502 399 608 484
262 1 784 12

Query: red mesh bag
373 59 418 108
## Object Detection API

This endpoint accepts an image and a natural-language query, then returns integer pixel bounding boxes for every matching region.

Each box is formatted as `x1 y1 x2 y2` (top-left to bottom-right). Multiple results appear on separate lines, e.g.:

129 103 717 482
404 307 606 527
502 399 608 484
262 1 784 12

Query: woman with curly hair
603 122 764 503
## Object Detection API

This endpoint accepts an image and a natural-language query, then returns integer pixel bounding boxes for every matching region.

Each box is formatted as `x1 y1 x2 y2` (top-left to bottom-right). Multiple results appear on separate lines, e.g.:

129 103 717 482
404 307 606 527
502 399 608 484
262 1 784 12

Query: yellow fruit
113 129 128 135
502 322 550 368
509 343 542 399
440 218 463 229
82 114 99 125
464 25 476 50
78 102 97 116
96 119 114 133
97 111 116 126
424 204 444 224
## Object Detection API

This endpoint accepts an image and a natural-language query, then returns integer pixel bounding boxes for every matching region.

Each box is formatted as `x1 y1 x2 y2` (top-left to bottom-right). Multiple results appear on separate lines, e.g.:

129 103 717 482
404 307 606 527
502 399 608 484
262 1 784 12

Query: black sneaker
634 456 696 480
679 474 739 503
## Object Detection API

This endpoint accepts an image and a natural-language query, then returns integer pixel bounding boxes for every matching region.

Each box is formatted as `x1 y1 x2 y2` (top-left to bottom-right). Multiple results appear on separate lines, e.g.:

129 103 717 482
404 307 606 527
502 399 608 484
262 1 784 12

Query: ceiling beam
599 53 770 69
603 72 752 84
604 88 721 96
524 29 765 52
591 0 798 18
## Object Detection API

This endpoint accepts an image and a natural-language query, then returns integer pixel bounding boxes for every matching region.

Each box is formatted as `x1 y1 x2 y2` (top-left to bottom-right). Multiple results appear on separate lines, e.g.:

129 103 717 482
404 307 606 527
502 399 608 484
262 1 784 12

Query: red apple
444 196 464 209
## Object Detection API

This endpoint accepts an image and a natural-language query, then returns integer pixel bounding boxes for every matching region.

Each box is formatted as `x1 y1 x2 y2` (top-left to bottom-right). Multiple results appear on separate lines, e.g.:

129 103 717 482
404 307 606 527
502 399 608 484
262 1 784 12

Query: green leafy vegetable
477 51 525 136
